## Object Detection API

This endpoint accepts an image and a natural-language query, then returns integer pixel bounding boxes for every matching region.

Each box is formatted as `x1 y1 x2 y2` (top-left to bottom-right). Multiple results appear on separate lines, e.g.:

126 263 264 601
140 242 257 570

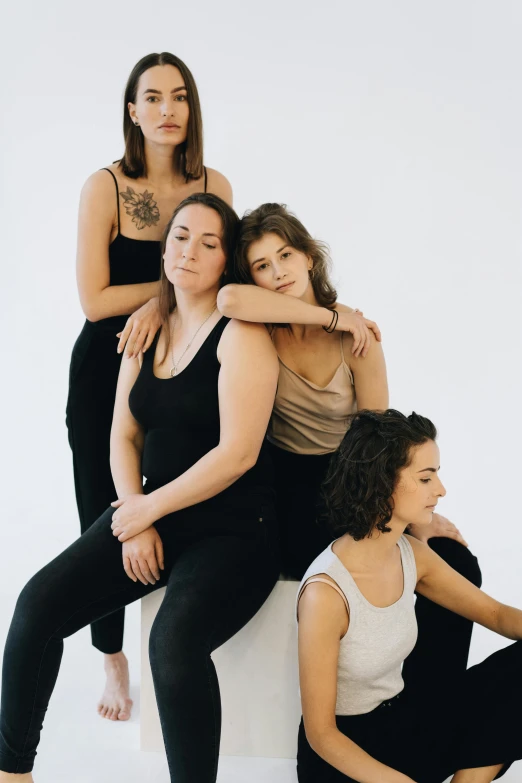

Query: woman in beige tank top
217 202 482 707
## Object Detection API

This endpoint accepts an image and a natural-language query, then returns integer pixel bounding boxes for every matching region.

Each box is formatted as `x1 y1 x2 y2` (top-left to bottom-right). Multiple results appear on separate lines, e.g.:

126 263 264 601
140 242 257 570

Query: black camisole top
128 317 274 506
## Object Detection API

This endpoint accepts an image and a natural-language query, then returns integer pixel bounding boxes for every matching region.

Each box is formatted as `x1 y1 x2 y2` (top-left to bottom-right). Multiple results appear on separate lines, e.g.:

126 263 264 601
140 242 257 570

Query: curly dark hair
322 409 437 540
234 203 337 307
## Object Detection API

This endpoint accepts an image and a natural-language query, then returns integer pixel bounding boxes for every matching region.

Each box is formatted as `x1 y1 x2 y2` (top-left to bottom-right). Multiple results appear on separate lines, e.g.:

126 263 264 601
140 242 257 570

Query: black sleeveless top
86 166 208 335
128 316 274 505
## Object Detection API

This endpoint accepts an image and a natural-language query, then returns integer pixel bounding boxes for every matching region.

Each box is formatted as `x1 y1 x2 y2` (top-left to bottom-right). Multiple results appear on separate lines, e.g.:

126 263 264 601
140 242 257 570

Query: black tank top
128 316 274 505
87 166 208 335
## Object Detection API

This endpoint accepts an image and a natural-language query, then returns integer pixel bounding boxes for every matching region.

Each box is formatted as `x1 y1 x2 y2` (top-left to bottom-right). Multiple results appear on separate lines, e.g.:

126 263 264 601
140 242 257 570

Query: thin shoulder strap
100 168 121 233
204 166 208 193
297 576 350 621
340 331 347 365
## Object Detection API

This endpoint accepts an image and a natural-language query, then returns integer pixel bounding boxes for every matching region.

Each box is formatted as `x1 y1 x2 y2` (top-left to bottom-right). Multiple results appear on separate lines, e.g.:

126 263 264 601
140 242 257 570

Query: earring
134 120 139 126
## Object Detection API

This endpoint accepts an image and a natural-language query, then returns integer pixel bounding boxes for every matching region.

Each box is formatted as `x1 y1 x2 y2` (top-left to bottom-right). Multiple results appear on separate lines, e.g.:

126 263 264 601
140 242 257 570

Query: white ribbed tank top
297 535 418 715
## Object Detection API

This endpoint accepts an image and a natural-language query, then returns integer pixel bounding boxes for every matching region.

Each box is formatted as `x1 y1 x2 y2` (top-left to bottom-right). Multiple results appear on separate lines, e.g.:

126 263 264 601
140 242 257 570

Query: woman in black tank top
0 193 280 783
65 51 232 720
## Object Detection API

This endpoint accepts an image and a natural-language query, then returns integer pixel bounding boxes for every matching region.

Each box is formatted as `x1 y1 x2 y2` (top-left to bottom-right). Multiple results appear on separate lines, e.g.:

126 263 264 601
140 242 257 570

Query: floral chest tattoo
120 186 160 229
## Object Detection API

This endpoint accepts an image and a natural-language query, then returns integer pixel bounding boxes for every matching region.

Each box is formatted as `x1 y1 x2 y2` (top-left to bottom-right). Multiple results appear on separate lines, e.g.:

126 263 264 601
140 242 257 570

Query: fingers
128 327 148 358
123 555 137 582
155 538 165 571
111 499 124 509
117 318 134 355
131 558 150 586
364 318 382 342
141 329 158 354
124 321 143 358
351 323 371 358
137 557 157 585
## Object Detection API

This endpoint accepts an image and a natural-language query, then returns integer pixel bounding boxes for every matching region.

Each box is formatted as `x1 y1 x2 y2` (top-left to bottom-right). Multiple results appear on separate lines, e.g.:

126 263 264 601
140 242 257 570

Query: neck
143 139 183 188
288 285 323 340
335 519 408 571
172 288 219 330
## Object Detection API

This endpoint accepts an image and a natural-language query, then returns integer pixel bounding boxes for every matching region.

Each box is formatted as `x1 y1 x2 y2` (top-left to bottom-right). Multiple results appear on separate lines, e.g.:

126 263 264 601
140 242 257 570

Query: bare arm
217 284 335 327
77 169 159 322
110 353 145 498
298 582 416 783
346 331 389 410
409 535 522 640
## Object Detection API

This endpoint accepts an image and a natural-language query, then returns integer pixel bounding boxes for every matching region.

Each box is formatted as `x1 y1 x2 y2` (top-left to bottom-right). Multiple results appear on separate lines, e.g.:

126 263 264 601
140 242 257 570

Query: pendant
170 366 177 377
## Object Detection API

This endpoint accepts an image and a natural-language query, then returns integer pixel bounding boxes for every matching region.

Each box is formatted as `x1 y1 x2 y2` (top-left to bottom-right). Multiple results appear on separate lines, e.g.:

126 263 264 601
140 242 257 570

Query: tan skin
298 439 517 783
0 206 278 783
74 63 232 723
217 233 467 546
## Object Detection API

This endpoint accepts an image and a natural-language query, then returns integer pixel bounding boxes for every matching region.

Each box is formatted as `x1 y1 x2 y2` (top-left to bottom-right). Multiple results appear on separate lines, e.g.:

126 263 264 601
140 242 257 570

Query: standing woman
218 203 482 693
66 51 231 720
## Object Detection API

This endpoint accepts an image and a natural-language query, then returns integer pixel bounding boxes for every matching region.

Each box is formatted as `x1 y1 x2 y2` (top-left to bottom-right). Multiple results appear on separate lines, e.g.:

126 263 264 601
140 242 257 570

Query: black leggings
66 324 125 655
0 499 279 780
298 640 522 782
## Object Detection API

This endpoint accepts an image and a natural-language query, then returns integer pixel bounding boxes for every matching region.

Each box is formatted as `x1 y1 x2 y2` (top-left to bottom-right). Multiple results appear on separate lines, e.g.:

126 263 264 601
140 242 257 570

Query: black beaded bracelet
322 309 339 333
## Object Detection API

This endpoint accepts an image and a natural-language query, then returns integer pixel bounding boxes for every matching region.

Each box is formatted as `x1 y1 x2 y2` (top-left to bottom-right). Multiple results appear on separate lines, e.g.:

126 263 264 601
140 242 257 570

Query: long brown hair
120 52 204 181
158 193 240 360
235 203 337 307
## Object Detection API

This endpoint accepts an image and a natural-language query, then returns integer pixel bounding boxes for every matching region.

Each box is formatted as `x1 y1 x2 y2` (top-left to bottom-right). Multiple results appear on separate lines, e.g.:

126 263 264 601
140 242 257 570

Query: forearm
310 727 415 783
496 604 522 640
147 445 253 521
82 282 160 322
110 437 145 498
217 284 333 326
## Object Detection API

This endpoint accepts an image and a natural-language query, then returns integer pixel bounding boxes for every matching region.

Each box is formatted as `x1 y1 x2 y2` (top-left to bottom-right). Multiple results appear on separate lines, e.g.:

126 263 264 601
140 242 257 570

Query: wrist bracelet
322 309 339 333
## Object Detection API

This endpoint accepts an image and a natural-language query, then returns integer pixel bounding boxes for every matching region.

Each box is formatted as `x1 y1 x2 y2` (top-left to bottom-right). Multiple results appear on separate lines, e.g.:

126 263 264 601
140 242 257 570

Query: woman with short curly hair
296 409 522 783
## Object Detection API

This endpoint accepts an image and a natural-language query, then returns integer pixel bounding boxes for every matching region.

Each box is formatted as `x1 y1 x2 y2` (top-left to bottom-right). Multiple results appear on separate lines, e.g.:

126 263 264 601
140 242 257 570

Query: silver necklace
170 305 217 377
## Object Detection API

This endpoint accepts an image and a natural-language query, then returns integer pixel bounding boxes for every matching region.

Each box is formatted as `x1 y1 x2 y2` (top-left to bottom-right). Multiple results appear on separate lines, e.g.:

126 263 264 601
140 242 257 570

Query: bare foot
97 651 133 721
0 774 34 782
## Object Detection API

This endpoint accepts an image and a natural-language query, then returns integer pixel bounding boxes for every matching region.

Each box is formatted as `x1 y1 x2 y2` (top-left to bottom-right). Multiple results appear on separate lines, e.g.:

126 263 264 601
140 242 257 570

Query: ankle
104 651 127 666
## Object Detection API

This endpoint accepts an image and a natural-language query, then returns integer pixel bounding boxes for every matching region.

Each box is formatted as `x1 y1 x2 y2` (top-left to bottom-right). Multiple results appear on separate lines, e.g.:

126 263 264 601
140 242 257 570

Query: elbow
81 297 102 322
223 447 259 479
217 285 240 317
304 725 335 759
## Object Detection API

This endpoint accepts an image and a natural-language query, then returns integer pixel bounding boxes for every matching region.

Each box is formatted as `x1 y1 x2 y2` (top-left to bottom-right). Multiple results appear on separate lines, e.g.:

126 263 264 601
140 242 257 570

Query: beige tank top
297 536 418 715
267 333 357 455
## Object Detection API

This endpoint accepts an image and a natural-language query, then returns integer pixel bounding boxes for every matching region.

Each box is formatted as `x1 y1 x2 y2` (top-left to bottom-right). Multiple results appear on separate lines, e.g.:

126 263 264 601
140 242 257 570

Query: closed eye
420 478 431 484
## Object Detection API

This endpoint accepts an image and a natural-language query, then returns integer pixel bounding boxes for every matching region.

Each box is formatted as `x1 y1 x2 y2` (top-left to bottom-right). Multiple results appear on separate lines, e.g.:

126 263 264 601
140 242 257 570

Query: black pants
0 497 279 780
66 321 126 654
297 640 522 782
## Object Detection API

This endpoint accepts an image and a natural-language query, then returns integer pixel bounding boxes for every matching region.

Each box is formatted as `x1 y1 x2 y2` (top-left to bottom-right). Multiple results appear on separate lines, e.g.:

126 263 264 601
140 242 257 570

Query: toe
110 709 118 721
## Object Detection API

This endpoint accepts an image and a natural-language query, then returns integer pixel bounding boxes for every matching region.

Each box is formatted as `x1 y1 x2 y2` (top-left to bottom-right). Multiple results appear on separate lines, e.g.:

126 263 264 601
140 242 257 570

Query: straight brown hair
235 203 338 307
120 52 204 181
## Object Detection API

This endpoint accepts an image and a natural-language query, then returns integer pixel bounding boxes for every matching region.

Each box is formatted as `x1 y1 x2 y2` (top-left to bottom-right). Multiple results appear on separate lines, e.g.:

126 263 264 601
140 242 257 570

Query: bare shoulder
404 533 433 581
205 167 233 206
298 576 349 635
80 167 118 204
217 318 276 361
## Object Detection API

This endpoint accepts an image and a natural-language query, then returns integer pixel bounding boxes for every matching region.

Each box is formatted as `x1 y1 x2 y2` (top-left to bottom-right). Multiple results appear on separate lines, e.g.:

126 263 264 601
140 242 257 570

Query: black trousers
0 496 279 780
66 321 126 654
297 640 522 782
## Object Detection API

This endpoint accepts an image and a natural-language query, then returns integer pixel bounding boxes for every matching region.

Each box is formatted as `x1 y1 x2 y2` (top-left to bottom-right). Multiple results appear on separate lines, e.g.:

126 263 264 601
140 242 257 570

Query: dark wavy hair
120 52 203 180
234 203 337 307
158 192 239 361
322 409 437 540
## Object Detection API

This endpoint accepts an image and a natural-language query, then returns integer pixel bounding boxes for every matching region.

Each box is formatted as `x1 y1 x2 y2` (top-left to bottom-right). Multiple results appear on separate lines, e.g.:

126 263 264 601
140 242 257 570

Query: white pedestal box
140 578 301 759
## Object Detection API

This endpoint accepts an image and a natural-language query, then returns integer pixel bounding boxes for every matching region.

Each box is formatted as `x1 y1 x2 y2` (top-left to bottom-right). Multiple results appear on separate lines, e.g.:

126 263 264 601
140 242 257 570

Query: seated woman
297 409 522 783
218 202 481 692
0 193 280 783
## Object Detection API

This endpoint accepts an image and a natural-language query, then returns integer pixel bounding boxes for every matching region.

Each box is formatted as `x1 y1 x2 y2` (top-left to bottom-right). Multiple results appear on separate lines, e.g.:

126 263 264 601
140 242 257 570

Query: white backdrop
1 0 521 775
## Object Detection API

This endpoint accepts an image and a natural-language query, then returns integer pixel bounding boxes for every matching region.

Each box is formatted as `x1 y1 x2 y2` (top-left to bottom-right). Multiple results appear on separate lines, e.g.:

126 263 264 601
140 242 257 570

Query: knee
428 537 482 588
148 609 203 691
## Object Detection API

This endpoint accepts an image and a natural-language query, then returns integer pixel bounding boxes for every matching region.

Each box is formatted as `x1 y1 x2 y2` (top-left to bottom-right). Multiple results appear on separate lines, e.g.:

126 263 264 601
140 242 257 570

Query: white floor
0 584 519 781
17 602 297 783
